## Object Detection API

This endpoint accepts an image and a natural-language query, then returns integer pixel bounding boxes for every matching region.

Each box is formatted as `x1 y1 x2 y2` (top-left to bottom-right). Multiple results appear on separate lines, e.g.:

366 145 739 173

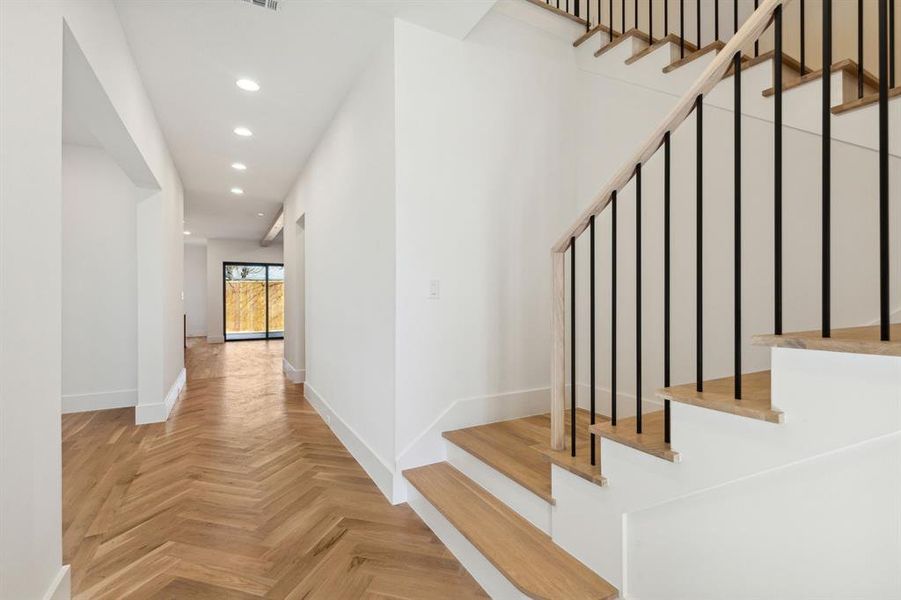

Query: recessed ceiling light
183 230 192 235
231 162 247 171
233 126 253 137
257 212 265 217
231 187 244 195
236 78 260 92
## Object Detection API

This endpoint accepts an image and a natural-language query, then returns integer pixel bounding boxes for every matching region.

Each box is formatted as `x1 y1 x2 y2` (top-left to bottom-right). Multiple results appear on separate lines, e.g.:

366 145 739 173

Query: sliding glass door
223 262 285 341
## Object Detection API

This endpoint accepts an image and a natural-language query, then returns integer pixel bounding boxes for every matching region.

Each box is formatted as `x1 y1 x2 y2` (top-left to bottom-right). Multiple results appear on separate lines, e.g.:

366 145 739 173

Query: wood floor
62 339 486 599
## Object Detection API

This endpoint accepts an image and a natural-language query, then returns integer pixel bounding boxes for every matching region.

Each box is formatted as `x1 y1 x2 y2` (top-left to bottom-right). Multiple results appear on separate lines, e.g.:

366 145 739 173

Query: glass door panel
267 265 285 339
224 263 268 341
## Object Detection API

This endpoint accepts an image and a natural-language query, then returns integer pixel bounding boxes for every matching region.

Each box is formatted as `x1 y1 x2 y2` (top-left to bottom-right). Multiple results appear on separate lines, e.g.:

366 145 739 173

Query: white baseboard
303 382 396 502
572 383 664 417
206 335 224 344
282 358 305 383
42 565 70 600
62 388 137 414
406 484 527 599
396 386 550 472
135 367 186 425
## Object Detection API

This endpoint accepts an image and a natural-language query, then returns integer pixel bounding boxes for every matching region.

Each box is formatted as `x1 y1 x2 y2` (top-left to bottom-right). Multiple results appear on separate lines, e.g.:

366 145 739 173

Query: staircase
403 0 900 598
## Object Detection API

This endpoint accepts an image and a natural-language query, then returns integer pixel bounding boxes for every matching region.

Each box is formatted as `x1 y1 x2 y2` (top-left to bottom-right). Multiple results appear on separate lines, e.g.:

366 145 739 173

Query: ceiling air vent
242 0 278 11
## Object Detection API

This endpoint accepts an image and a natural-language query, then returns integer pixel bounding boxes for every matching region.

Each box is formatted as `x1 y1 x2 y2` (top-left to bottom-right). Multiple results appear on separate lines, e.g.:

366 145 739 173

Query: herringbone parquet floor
62 339 487 599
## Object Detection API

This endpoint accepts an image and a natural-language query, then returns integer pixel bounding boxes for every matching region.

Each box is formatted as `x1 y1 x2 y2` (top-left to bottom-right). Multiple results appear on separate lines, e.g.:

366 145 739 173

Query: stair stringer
550 348 901 596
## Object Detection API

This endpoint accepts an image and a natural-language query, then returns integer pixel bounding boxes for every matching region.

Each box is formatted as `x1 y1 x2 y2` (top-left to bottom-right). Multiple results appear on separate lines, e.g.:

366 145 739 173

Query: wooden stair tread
443 421 555 503
721 48 802 80
574 22 617 47
663 40 726 73
404 463 619 600
833 85 901 115
753 323 901 357
761 58 879 97
658 370 783 424
589 411 679 462
540 409 610 486
443 408 608 501
525 0 588 26
594 28 650 58
625 33 699 65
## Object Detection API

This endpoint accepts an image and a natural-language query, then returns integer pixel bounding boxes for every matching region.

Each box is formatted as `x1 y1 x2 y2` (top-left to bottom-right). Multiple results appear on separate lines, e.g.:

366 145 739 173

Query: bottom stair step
404 462 618 600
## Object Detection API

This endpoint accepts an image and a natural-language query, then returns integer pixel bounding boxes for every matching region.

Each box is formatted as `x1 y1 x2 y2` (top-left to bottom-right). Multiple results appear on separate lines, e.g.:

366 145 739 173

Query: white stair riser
446 441 554 533
405 484 532 600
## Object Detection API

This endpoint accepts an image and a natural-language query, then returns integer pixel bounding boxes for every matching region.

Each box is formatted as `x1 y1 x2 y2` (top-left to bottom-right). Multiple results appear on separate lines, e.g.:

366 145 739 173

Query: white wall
1 1 184 596
283 217 305 381
184 243 207 338
392 9 584 478
282 27 398 500
62 144 139 413
204 239 283 342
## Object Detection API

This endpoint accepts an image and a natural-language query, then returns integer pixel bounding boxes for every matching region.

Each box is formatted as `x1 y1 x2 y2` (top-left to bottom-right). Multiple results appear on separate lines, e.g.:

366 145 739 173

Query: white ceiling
115 0 495 243
114 0 395 242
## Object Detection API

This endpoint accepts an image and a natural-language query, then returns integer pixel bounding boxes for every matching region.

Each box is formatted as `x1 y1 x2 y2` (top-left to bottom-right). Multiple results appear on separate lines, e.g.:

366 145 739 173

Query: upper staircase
403 1 900 597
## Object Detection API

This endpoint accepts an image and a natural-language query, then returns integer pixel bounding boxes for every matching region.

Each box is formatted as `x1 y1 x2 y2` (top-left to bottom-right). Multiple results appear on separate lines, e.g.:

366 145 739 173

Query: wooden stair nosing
657 371 783 424
594 28 650 58
625 33 699 65
525 0 589 27
589 411 679 462
752 323 901 357
537 443 608 488
719 48 799 80
662 40 727 73
404 462 619 600
761 58 880 98
832 85 901 115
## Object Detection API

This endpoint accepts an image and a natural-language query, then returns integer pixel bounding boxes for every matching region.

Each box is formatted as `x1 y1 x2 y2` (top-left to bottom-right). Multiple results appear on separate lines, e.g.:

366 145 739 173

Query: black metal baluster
697 0 701 50
733 0 738 34
664 131 672 444
635 0 638 29
611 191 618 426
635 163 643 434
775 5 783 335
822 0 831 338
715 0 720 41
680 0 685 58
880 0 891 340
665 0 669 37
622 0 626 36
570 236 577 456
649 0 654 42
590 215 597 465
800 0 806 73
576 0 580 19
734 52 742 400
859 0 865 99
696 95 704 392
610 0 615 39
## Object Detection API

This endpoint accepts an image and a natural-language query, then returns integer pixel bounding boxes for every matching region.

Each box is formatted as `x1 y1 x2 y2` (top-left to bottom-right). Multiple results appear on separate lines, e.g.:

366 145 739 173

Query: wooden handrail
551 0 789 253
550 0 792 451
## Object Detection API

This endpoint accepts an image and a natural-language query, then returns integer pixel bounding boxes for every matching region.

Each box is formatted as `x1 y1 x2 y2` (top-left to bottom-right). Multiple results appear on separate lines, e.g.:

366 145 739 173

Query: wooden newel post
551 250 566 450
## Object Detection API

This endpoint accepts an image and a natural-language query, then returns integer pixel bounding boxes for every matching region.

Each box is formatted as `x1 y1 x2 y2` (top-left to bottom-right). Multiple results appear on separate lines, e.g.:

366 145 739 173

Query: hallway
62 340 486 599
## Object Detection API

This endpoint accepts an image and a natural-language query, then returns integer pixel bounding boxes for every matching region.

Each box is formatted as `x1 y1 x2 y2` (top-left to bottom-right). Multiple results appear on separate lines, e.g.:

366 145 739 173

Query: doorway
223 262 284 341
